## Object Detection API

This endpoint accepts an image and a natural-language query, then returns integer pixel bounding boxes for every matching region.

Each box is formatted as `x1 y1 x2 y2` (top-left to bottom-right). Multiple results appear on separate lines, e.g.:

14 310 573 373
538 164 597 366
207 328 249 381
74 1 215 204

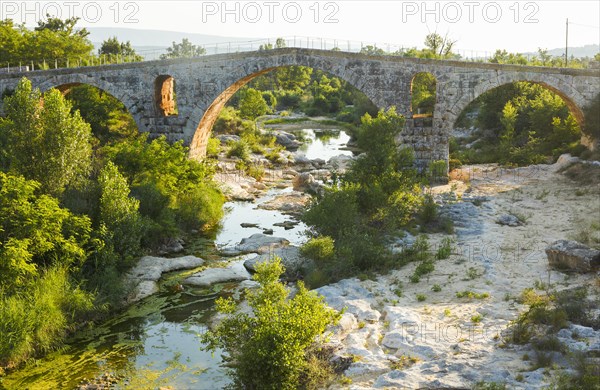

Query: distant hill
87 27 599 60
524 44 599 58
87 27 264 59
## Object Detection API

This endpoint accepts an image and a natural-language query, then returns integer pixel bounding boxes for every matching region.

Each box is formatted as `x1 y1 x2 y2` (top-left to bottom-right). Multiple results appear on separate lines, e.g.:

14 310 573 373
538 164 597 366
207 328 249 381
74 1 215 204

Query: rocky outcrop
243 246 313 276
257 192 311 215
126 255 205 303
327 154 354 171
545 240 600 272
273 131 302 150
184 260 251 287
220 233 290 256
496 214 523 227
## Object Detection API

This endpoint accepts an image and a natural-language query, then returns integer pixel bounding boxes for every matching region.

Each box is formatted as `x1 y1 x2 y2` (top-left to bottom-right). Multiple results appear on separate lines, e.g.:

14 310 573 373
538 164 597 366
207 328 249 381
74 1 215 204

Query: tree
423 32 456 59
0 16 93 69
202 258 339 390
0 78 93 196
0 20 24 66
35 15 89 36
64 84 138 144
97 161 144 267
99 37 143 62
160 38 206 59
0 172 91 292
360 45 386 56
239 88 269 119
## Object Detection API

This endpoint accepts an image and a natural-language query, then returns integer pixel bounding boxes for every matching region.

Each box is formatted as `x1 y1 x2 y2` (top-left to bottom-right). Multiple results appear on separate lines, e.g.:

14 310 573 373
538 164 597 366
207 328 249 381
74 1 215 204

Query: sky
3 0 599 54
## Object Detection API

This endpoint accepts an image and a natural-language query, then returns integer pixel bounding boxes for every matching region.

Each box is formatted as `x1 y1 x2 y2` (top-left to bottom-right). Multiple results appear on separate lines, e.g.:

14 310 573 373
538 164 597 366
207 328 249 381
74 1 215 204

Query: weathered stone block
545 240 600 273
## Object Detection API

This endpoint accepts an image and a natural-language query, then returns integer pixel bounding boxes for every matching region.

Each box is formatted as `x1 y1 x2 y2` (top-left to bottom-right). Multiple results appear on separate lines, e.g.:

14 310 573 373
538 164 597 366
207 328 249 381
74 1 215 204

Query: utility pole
565 18 569 67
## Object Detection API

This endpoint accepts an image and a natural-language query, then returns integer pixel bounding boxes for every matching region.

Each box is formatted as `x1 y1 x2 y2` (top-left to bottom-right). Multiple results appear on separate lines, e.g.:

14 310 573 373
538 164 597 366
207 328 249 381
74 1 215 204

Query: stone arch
35 74 141 131
447 74 586 132
154 75 178 116
187 54 380 159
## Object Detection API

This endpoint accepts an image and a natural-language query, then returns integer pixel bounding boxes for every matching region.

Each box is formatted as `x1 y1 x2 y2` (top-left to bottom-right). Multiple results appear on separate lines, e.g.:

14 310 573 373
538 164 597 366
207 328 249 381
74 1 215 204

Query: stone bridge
1 48 599 169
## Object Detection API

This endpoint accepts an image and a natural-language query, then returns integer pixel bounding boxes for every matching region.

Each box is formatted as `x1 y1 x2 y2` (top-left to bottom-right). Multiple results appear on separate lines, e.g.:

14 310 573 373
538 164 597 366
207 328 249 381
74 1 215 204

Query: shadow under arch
38 80 140 142
35 75 141 132
188 60 380 160
449 77 586 132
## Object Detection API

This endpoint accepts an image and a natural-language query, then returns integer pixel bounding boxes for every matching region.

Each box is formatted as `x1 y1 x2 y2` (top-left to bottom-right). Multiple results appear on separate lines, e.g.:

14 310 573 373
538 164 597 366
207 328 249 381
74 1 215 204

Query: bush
206 137 221 157
201 258 339 390
102 134 223 235
227 139 251 161
0 172 92 293
97 161 144 268
0 266 94 367
301 236 335 262
175 182 225 231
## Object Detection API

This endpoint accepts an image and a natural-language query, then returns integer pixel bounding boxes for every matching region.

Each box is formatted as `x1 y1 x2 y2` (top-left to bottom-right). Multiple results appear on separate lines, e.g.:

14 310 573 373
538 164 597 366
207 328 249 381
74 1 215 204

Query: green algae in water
1 285 231 390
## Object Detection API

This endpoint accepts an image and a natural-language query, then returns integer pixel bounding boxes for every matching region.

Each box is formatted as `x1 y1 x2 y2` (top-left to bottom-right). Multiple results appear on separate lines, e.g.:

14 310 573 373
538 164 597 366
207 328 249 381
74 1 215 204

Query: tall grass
0 266 94 368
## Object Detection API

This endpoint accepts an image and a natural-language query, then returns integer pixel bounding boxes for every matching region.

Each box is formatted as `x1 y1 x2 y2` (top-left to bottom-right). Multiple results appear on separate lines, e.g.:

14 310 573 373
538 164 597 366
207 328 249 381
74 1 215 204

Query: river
0 127 353 390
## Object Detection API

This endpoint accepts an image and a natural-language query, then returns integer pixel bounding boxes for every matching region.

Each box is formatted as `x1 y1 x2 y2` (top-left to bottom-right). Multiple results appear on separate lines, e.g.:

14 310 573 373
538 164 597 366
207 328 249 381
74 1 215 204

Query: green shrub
206 137 221 157
436 238 453 260
0 266 95 367
175 182 225 231
227 139 251 160
201 258 339 390
301 236 335 262
449 158 462 171
97 161 144 268
0 172 92 293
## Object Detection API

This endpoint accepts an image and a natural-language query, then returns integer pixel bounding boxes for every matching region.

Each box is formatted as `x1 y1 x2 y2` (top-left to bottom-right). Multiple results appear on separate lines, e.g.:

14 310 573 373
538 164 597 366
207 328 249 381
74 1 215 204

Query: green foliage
456 291 490 300
301 236 335 263
0 17 93 69
582 93 600 140
0 78 93 196
411 73 436 115
98 36 143 61
97 162 144 267
0 172 91 293
239 88 269 120
206 137 221 157
452 82 582 166
201 258 339 390
64 84 138 144
436 238 453 260
302 109 426 278
227 139 251 161
160 38 205 59
0 265 95 367
175 182 225 231
507 287 595 345
102 134 224 236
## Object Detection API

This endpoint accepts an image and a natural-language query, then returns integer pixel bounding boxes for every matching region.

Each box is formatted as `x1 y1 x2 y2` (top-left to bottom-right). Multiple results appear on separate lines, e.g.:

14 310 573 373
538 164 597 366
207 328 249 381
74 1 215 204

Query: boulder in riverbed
184 261 251 287
274 131 302 150
545 240 600 272
220 233 290 255
126 255 205 303
243 246 313 276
